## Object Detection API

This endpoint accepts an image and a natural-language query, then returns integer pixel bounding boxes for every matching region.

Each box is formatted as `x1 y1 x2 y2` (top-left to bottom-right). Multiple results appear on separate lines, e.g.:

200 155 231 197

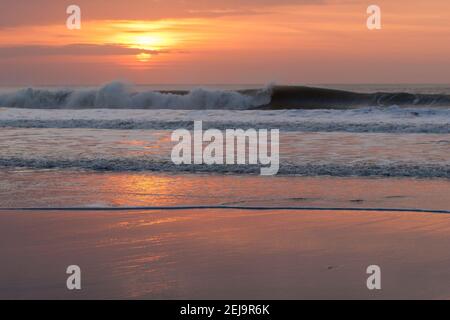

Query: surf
1 81 450 109
0 105 449 133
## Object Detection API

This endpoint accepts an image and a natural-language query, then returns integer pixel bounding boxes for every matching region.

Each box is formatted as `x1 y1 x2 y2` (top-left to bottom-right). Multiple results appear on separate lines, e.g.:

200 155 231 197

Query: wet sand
1 208 450 299
0 171 449 299
1 170 449 210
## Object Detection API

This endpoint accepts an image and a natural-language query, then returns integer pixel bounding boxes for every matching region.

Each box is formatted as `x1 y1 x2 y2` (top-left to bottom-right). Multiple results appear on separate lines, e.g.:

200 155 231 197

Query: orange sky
1 0 450 85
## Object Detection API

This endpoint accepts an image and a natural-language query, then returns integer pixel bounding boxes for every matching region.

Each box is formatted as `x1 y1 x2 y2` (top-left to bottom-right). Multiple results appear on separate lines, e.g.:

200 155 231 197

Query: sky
1 0 450 85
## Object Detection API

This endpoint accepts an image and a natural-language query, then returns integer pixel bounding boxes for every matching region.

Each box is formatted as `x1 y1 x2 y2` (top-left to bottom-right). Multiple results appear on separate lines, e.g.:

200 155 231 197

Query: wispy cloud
0 44 173 58
0 0 327 28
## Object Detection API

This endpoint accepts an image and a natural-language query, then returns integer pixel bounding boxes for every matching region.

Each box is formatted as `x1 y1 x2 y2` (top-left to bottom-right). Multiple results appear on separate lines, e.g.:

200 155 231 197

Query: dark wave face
257 86 450 109
1 81 450 109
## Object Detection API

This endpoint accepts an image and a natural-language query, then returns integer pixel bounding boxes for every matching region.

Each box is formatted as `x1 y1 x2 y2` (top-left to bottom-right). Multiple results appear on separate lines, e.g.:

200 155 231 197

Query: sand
0 208 449 299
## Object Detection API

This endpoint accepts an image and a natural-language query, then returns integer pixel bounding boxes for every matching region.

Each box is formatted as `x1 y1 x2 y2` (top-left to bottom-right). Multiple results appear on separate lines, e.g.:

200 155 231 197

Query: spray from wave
0 81 272 110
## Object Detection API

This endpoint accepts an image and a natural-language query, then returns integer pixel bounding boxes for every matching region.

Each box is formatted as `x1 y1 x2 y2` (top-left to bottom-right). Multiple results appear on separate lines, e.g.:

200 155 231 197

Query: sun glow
136 52 151 62
107 21 184 51
134 35 163 49
114 32 173 51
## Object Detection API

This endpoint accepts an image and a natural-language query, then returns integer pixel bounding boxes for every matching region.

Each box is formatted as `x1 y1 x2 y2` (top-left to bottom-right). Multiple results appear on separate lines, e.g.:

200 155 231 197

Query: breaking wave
0 81 271 110
2 81 450 109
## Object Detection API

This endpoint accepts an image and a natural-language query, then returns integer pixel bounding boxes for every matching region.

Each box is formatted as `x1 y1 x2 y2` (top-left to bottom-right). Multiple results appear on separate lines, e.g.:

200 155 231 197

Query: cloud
0 44 171 57
0 0 327 28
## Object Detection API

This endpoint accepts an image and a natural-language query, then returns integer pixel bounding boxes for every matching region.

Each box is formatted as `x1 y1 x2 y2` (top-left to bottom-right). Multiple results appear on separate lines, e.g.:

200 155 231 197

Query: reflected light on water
102 174 179 207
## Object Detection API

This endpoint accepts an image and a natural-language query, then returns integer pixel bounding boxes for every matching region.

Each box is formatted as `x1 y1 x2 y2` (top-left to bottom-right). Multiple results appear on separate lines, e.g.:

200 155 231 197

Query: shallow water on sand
1 207 450 299
0 170 449 210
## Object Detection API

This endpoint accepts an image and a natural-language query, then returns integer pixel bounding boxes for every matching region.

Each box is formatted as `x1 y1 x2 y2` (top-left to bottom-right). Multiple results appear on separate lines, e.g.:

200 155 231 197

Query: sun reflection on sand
6 208 446 299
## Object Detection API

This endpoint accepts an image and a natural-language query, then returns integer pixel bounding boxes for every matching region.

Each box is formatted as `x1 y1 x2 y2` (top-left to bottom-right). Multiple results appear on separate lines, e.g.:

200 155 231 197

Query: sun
133 35 162 50
118 34 166 51
136 52 151 62
111 28 174 51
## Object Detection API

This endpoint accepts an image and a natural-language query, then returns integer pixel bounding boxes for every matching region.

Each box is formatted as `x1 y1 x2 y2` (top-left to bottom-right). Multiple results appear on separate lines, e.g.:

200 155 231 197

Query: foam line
1 119 449 133
0 206 448 214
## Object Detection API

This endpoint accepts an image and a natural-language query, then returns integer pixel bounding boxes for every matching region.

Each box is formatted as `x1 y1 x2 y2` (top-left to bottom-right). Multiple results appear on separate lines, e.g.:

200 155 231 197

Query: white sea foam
0 105 449 133
0 81 272 109
0 127 448 177
0 157 448 178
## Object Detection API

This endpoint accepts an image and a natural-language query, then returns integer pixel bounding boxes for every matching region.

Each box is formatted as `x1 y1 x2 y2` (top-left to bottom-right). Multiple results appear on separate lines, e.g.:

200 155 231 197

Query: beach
1 207 450 300
0 171 449 299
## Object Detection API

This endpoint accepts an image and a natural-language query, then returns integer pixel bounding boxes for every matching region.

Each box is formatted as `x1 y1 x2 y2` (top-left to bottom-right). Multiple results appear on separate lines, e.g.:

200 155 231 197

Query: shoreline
1 205 449 214
1 170 449 210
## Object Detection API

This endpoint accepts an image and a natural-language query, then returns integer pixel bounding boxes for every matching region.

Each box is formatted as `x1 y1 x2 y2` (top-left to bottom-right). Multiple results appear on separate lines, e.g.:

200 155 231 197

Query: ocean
0 82 449 180
1 82 450 299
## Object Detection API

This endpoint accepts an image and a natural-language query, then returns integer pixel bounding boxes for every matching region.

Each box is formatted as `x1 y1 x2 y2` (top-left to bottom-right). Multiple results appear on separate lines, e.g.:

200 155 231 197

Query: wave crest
0 81 272 109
